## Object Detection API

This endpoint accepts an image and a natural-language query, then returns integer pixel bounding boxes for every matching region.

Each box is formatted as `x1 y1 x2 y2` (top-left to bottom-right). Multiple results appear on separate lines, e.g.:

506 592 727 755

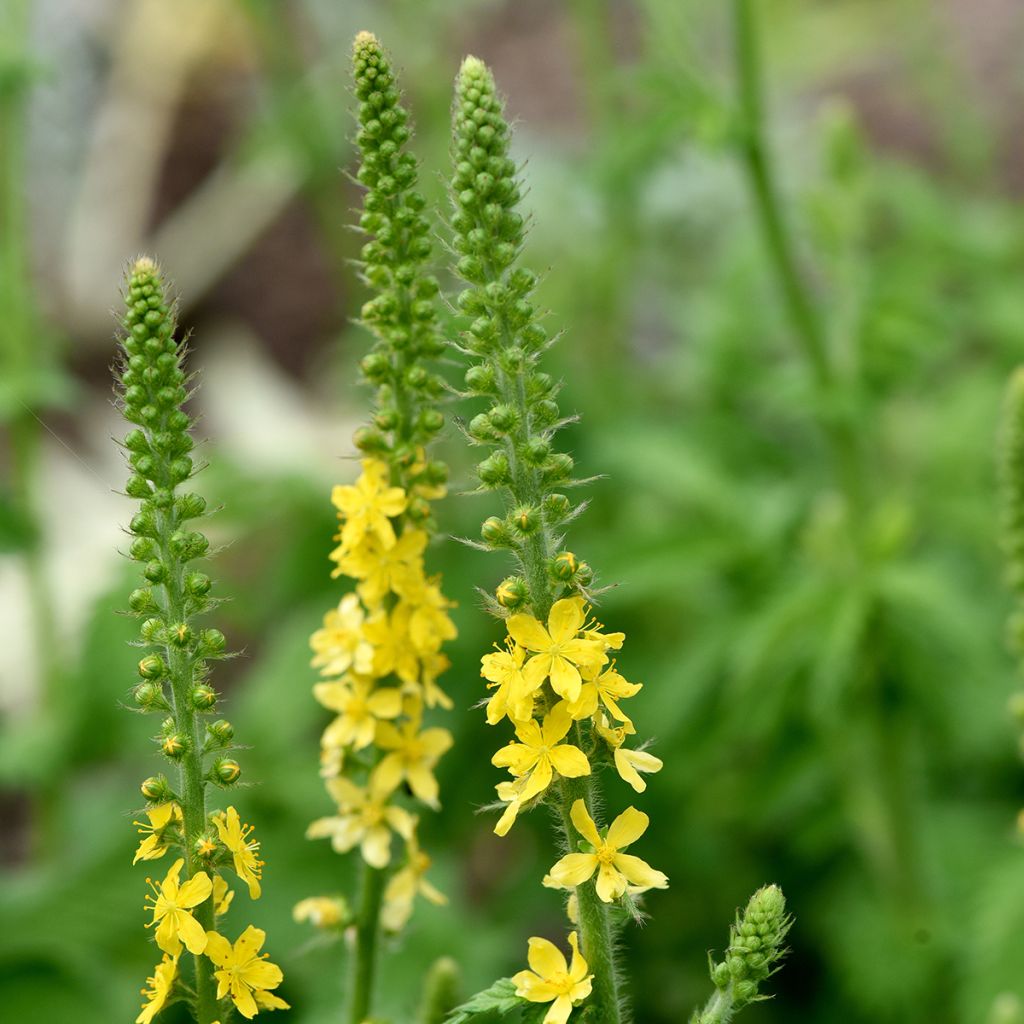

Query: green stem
349 860 387 1024
693 986 734 1024
730 0 865 517
156 505 217 1021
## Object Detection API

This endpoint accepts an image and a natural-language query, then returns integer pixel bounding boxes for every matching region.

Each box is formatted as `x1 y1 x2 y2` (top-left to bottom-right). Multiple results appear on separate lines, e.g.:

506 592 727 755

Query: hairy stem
349 861 387 1024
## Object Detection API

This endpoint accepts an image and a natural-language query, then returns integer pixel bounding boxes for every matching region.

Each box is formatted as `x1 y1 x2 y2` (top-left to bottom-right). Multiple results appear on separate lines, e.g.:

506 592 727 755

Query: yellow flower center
595 844 616 866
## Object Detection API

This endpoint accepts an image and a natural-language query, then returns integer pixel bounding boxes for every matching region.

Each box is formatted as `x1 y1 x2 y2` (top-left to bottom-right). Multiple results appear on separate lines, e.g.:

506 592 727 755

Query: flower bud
206 719 234 748
464 363 497 395
353 425 389 454
481 516 512 548
175 492 206 520
138 654 166 680
128 587 157 614
161 733 188 759
488 404 517 433
133 681 169 712
406 496 432 523
477 452 511 487
144 560 168 584
185 572 212 598
541 453 573 484
210 757 241 786
511 506 540 536
469 413 496 442
496 576 528 610
575 561 594 586
169 623 193 648
542 493 572 523
199 628 227 656
192 684 217 711
139 617 165 642
195 833 219 860
141 774 173 802
549 551 578 582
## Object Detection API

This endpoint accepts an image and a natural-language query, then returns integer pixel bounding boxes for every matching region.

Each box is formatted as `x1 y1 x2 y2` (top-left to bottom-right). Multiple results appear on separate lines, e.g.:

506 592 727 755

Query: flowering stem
349 861 387 1024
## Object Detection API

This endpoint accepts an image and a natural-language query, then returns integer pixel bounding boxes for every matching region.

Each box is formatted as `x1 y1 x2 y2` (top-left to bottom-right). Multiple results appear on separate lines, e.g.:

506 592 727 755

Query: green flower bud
192 684 217 710
206 719 234 748
481 516 513 548
541 453 573 484
199 628 226 656
549 551 578 582
477 452 511 488
496 576 528 610
138 654 166 680
185 572 212 598
161 733 188 759
465 363 497 394
210 757 241 786
141 774 173 802
543 493 572 523
354 425 389 454
575 561 594 586
144 560 168 584
169 623 193 648
133 681 170 712
511 506 540 536
128 587 157 614
175 492 206 520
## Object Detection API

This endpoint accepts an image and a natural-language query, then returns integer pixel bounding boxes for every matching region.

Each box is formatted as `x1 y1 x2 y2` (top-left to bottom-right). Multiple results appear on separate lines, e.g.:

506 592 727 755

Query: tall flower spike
691 885 792 1024
297 32 454 1024
448 57 665 1024
999 367 1024 833
116 257 285 1024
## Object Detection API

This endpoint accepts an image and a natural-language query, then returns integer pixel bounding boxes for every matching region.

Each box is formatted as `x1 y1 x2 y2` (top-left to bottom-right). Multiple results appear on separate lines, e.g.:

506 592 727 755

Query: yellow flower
512 932 592 1024
145 858 212 955
363 603 421 684
293 895 349 929
212 807 263 900
546 801 668 903
419 650 454 709
213 874 234 916
481 642 539 725
310 594 375 678
565 666 641 727
373 708 453 809
594 713 663 793
332 458 407 551
136 953 178 1024
204 926 286 1019
133 802 182 864
491 703 590 809
381 830 447 932
506 597 606 703
307 776 415 868
315 676 403 750
493 775 531 836
403 577 458 654
333 528 427 602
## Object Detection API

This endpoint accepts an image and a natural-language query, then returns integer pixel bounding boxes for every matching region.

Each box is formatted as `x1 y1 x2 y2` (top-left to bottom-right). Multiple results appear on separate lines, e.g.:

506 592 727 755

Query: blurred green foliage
3 1 1024 1023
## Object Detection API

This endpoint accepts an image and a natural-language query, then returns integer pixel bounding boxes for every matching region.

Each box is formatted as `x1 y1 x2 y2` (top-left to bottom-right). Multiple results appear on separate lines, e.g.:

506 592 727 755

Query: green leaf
445 978 523 1024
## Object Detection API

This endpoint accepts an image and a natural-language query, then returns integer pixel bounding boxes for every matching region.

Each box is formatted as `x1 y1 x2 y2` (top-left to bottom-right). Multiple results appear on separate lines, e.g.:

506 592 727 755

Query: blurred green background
3 0 1024 1021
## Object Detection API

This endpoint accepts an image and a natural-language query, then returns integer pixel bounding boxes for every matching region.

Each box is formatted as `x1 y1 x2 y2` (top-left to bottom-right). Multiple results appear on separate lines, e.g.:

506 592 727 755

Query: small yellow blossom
506 597 606 703
481 642 539 725
373 708 453 808
293 895 349 928
213 874 234 916
491 703 590 810
204 926 287 1019
403 577 458 653
315 676 403 750
565 665 641 726
419 650 454 709
546 801 668 903
212 807 263 900
307 776 415 868
145 858 212 955
512 932 593 1024
133 802 182 864
310 594 375 678
494 775 531 836
381 830 447 932
594 713 663 793
333 528 427 602
363 604 421 683
332 458 407 551
136 953 178 1024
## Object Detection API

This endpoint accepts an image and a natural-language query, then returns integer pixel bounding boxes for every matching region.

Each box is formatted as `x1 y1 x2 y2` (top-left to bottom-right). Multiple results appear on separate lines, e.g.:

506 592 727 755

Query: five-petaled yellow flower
565 665 641 726
332 458 407 551
512 931 593 1024
213 807 263 900
381 829 447 932
315 676 402 750
373 706 454 809
310 593 375 678
594 712 663 793
205 926 288 1019
333 528 427 601
136 953 178 1024
145 858 213 955
133 802 182 864
481 642 539 725
307 776 415 868
491 703 590 815
506 598 606 703
546 801 668 903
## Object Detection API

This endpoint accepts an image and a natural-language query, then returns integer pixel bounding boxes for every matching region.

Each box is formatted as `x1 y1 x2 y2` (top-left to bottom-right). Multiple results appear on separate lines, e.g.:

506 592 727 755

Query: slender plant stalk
350 862 387 1024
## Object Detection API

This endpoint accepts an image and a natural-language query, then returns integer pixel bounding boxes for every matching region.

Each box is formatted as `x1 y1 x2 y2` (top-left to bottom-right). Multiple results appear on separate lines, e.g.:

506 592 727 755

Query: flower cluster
298 32 453 969
448 56 667 1024
117 257 286 1023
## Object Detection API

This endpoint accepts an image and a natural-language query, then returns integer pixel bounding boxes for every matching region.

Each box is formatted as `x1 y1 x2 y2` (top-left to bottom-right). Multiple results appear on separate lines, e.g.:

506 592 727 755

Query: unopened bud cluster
116 258 285 1022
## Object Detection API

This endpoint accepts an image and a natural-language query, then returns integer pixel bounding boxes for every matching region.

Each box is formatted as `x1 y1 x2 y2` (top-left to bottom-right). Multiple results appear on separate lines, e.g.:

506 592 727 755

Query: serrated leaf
445 978 522 1024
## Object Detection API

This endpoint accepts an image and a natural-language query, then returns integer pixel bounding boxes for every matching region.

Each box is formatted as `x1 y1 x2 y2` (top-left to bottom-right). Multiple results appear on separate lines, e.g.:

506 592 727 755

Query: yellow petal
606 807 649 851
613 852 669 890
520 757 553 801
548 853 598 887
204 930 233 968
549 657 582 703
547 597 586 644
527 936 568 980
541 703 574 744
372 752 406 795
176 910 209 955
548 744 590 779
361 825 392 868
568 932 589 983
231 976 259 1019
545 995 574 1024
407 763 440 807
569 800 601 848
507 614 552 652
513 970 560 1003
176 870 213 908
595 863 627 903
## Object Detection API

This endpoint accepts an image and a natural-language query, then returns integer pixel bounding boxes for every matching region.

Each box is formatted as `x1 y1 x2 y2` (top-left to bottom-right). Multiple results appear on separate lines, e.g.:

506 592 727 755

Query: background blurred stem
0 0 65 858
349 859 386 1024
